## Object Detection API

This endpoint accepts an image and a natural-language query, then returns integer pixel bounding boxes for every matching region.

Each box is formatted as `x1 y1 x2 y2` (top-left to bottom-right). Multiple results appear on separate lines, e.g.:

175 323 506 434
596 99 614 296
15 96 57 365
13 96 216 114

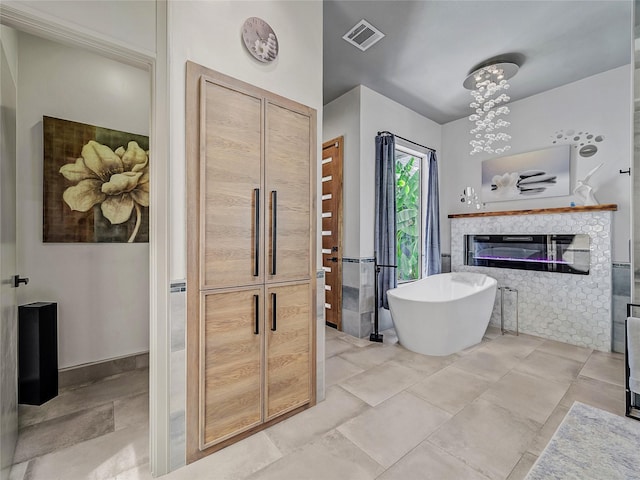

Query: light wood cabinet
265 102 312 283
265 282 312 421
200 80 263 290
201 288 263 448
186 62 316 462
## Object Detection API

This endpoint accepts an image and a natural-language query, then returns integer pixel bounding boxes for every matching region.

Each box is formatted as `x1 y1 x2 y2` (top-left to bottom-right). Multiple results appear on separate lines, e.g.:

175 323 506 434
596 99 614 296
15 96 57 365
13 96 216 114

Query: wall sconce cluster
460 187 483 210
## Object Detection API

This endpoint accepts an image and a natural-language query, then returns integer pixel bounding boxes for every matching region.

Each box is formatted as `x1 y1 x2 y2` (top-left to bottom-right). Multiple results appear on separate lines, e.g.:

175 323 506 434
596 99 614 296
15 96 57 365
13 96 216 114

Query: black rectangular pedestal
18 302 58 405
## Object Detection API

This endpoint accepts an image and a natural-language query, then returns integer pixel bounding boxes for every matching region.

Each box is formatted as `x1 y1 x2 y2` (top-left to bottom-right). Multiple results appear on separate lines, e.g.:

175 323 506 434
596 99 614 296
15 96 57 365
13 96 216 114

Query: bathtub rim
387 272 497 304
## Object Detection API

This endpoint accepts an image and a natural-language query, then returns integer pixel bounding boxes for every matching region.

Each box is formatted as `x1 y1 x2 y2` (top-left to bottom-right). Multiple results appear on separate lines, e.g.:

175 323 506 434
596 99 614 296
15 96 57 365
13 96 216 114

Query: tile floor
10 326 626 480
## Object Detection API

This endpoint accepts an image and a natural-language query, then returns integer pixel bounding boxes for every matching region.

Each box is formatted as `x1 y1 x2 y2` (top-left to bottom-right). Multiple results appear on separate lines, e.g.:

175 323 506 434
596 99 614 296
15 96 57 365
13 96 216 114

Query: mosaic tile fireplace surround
450 206 616 352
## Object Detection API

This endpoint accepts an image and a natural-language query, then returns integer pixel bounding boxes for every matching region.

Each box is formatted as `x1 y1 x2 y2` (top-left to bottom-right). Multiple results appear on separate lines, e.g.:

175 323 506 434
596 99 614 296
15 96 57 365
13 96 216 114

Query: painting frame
43 116 149 243
481 145 571 203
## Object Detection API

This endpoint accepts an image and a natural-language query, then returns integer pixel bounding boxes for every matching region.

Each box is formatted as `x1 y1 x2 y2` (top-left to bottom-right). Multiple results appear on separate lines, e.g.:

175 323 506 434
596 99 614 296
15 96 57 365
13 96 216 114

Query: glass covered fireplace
464 234 590 275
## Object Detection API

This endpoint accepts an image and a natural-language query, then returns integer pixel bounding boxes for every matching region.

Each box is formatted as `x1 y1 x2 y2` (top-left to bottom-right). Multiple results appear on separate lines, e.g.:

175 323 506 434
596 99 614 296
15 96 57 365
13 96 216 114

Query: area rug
525 401 640 479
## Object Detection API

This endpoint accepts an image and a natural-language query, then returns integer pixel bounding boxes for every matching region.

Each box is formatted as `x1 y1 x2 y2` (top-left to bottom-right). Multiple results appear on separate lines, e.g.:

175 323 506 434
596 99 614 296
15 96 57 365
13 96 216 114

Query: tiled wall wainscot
169 280 187 471
451 210 613 352
317 271 326 402
612 263 631 353
342 258 376 338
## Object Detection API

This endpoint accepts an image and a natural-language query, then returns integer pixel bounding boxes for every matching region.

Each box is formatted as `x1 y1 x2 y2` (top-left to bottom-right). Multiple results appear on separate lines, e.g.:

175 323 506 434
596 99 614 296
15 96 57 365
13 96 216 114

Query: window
395 145 427 282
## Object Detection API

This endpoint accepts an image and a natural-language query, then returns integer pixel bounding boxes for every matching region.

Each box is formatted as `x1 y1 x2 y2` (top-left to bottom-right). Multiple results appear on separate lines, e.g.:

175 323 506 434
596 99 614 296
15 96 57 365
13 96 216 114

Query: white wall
323 87 361 258
16 33 150 368
322 85 442 258
0 26 18 82
442 65 632 262
168 0 323 279
3 0 156 54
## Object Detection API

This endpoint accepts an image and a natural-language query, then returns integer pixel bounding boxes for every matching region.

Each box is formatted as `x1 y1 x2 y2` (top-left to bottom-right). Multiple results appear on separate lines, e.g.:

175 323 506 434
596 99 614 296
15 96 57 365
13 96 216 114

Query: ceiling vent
342 19 385 52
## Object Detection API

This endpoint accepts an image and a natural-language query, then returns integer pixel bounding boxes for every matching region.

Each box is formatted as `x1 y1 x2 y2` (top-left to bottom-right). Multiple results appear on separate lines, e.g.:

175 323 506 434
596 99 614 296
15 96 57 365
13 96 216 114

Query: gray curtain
375 134 397 309
424 150 441 276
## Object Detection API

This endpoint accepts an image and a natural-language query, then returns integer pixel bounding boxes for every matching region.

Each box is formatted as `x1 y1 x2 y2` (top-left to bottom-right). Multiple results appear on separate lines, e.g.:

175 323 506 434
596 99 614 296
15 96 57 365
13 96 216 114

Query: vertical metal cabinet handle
271 293 277 331
254 294 259 335
271 190 277 275
254 188 260 277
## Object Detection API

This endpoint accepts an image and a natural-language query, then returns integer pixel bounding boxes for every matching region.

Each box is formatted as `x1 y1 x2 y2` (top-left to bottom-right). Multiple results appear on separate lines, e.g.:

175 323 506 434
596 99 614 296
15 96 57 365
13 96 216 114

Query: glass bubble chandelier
463 61 519 156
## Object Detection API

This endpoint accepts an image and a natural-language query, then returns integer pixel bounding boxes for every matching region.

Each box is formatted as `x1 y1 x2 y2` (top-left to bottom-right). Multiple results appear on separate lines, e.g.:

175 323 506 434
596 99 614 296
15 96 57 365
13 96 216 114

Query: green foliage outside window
396 156 420 281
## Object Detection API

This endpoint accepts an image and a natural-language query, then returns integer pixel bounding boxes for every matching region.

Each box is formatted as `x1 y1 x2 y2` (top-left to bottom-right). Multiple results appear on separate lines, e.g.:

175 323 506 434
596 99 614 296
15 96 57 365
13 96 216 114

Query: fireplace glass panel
464 234 590 275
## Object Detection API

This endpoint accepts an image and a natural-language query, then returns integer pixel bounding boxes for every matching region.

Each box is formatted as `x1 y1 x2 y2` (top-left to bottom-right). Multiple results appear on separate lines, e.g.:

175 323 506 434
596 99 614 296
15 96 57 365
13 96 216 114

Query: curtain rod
377 131 436 153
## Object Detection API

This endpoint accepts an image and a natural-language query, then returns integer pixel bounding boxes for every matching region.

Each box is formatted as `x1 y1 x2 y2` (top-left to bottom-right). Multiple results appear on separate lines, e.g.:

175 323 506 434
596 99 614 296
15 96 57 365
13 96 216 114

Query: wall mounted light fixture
460 186 483 210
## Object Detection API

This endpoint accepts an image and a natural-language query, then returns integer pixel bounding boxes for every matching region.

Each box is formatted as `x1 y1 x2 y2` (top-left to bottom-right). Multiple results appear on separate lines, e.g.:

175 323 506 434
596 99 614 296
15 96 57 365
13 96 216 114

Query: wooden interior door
201 288 263 448
321 137 343 329
200 78 263 290
265 101 311 283
265 282 311 421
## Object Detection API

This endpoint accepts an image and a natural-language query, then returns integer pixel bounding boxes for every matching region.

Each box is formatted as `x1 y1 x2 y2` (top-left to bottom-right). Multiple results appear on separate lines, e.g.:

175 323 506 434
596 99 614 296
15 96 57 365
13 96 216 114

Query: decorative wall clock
241 17 279 63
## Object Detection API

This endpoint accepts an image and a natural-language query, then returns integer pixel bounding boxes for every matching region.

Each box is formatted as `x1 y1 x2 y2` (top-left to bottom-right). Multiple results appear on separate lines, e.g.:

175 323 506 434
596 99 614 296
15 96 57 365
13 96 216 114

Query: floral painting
43 116 149 243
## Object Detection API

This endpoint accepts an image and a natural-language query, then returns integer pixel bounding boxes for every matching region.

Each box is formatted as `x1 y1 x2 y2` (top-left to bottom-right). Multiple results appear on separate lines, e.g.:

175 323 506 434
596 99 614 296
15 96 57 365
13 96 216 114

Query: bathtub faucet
371 257 397 343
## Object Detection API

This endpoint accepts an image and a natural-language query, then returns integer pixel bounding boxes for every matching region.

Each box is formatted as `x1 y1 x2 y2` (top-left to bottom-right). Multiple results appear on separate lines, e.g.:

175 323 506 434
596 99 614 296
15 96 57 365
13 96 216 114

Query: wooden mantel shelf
448 204 618 219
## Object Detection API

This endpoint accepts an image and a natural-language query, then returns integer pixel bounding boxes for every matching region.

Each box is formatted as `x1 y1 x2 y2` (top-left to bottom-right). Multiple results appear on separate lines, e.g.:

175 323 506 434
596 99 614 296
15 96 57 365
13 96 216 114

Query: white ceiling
323 0 633 124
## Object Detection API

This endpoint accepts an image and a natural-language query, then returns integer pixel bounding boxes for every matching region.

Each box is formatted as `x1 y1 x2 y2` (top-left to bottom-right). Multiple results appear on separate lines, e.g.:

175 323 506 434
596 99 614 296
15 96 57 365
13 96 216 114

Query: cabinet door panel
265 283 311 420
265 102 311 283
201 288 263 448
201 80 263 289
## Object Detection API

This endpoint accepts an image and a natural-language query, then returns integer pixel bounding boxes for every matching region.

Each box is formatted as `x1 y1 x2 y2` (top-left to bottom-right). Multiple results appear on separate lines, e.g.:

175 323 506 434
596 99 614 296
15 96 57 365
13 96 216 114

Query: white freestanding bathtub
387 272 497 356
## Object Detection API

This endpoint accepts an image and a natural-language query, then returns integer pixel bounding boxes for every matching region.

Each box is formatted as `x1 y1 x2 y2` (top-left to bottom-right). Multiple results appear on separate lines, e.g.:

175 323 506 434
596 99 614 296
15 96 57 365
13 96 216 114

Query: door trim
0 3 171 475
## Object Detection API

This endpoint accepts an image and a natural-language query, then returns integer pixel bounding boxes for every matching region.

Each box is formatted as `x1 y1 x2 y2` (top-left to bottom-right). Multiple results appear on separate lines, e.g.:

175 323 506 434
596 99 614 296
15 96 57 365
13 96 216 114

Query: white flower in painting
59 140 149 242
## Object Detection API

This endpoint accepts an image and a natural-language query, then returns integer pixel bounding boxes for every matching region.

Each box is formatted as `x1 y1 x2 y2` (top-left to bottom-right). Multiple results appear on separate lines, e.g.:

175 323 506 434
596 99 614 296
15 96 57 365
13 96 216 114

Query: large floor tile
535 339 592 363
579 351 625 387
452 348 519 382
115 393 148 431
337 391 451 468
325 338 357 358
337 344 401 370
429 398 540 480
24 424 148 480
246 430 383 480
14 403 114 463
479 371 569 425
338 334 372 348
408 365 492 415
392 347 456 376
514 350 583 384
340 361 422 406
324 356 365 387
114 464 152 480
527 404 570 456
164 431 282 480
559 376 625 416
506 452 537 480
377 441 490 480
19 369 148 429
264 385 368 454
482 334 544 359
325 326 342 339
